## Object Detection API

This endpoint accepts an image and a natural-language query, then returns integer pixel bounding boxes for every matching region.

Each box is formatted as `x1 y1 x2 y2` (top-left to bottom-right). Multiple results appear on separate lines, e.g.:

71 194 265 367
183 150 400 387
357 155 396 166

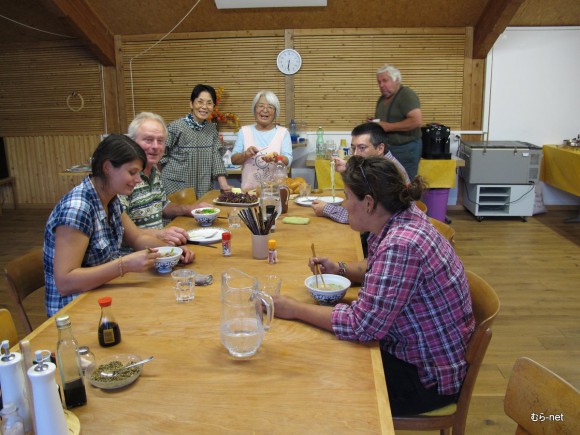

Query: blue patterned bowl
191 207 220 227
154 247 182 274
304 274 351 306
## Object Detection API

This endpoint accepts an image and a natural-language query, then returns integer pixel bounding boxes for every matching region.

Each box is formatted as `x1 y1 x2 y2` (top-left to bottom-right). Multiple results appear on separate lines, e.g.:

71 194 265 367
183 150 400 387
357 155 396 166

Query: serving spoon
100 356 154 377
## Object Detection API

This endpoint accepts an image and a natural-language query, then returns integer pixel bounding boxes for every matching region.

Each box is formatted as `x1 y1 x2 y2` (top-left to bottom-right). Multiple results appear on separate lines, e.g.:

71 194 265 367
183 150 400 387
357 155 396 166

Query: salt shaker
27 351 68 435
0 403 25 435
77 346 95 375
222 231 231 257
0 341 32 433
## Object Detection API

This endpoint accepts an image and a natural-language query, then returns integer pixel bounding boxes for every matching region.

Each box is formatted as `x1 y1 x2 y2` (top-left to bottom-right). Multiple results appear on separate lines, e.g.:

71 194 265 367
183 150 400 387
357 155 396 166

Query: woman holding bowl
272 155 474 417
44 134 194 316
160 84 233 199
231 90 293 191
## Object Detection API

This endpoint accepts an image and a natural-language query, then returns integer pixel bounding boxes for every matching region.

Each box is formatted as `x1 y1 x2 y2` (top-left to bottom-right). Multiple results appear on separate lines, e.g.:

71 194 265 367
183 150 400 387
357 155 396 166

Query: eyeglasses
194 99 215 108
350 145 369 154
256 103 275 112
358 163 372 193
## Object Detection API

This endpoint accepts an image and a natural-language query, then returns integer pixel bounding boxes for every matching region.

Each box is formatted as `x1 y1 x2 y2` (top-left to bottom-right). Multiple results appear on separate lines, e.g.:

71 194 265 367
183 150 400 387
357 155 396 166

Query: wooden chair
167 187 197 205
430 217 456 248
5 247 45 334
0 308 19 346
417 200 428 214
393 270 501 435
504 357 580 435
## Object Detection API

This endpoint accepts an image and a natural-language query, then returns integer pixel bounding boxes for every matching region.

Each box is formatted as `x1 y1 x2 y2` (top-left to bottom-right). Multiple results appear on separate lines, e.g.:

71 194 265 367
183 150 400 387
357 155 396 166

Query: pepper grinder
27 350 68 435
0 340 33 433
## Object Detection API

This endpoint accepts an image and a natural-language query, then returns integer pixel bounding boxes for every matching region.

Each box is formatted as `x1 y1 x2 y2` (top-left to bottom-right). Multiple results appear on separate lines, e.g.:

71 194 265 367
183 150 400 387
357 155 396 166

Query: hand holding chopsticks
310 243 327 289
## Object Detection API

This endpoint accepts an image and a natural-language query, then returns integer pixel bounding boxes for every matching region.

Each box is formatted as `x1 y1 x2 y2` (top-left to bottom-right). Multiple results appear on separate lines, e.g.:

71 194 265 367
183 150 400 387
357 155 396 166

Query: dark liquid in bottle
98 321 122 347
63 378 87 408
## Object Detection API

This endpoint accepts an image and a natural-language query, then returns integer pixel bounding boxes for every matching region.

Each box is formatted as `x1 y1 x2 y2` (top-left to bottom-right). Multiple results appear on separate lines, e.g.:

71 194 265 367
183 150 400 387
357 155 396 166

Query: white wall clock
277 48 302 75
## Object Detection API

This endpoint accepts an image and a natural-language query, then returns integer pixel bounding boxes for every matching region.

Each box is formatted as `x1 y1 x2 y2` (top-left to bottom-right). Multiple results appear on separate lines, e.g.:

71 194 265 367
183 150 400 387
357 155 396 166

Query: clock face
277 49 302 75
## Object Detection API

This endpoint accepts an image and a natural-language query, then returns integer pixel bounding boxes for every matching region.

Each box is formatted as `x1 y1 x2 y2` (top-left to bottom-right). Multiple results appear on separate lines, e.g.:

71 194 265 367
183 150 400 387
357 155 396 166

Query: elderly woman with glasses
231 90 293 191
160 84 233 199
273 155 474 417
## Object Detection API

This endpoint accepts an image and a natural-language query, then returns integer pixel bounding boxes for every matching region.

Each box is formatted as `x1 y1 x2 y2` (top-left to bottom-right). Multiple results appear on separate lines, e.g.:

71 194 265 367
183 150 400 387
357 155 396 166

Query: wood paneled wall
3 135 99 207
0 28 484 207
0 42 104 136
119 28 472 132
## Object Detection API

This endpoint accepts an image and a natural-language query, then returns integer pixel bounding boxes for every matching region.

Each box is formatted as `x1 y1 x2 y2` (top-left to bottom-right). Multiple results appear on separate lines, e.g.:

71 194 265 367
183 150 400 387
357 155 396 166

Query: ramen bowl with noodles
304 274 351 306
154 247 183 274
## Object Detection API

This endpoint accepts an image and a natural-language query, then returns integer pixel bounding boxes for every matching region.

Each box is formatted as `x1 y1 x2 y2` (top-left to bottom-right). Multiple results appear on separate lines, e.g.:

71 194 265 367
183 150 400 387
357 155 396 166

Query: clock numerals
277 49 302 75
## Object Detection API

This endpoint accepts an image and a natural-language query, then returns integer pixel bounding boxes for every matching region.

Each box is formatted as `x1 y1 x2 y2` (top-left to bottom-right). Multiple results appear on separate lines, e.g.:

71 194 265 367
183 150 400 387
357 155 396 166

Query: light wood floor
1 207 579 434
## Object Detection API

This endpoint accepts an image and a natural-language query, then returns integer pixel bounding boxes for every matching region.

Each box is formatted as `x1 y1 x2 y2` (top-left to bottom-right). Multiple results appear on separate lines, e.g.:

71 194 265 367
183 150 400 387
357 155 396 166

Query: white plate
295 196 344 206
187 227 228 244
86 354 142 390
212 198 259 207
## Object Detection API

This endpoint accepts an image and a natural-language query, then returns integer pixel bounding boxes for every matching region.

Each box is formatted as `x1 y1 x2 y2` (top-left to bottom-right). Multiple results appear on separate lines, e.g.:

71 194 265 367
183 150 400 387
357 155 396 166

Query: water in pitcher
220 317 264 358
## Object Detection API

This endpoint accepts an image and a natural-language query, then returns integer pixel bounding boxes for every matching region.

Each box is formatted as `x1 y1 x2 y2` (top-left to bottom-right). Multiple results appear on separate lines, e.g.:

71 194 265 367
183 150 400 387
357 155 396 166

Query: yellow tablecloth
314 160 344 189
314 158 457 189
540 145 580 197
417 159 457 188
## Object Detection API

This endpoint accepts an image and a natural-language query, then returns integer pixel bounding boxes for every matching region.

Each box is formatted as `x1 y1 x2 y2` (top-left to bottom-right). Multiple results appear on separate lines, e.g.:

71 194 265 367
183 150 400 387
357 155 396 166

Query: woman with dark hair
160 84 232 198
273 155 474 417
44 134 194 316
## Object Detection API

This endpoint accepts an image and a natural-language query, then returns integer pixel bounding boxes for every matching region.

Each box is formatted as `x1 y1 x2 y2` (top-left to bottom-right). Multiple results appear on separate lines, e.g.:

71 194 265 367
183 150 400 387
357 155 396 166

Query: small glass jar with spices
98 296 122 347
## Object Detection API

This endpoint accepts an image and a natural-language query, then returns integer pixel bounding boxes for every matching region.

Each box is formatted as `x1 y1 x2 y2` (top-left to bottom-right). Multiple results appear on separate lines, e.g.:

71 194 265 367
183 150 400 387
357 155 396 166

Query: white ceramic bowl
86 353 143 390
304 274 351 305
154 246 182 274
191 207 220 227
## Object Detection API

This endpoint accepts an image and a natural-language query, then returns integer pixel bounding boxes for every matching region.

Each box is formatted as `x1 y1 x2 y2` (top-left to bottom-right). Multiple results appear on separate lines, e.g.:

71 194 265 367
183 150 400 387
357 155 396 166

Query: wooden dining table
22 190 394 434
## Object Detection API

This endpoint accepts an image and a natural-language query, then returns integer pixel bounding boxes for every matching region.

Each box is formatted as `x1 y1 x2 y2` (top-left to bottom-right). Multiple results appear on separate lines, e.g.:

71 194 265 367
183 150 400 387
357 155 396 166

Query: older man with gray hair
120 112 210 247
371 64 423 178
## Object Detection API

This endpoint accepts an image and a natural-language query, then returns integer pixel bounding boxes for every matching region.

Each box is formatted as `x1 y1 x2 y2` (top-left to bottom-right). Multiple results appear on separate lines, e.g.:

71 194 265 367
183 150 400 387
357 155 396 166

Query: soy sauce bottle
55 315 87 409
98 296 122 347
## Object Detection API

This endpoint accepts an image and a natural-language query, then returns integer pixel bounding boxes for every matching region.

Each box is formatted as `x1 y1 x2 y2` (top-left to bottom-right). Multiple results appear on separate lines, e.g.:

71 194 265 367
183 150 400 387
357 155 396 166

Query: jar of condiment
98 297 122 347
77 346 95 375
222 231 231 257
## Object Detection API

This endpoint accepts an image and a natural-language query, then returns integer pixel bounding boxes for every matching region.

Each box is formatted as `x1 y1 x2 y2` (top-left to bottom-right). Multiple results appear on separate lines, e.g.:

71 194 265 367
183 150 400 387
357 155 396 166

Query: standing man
121 112 210 247
372 64 423 178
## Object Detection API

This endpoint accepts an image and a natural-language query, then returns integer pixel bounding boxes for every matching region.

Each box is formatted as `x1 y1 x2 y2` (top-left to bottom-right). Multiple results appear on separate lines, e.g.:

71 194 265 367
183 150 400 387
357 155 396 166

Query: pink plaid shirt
331 205 475 395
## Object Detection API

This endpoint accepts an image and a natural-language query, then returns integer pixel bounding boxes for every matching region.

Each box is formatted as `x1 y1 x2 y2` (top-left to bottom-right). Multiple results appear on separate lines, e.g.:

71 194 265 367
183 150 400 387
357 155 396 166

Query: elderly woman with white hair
372 64 423 179
231 90 293 191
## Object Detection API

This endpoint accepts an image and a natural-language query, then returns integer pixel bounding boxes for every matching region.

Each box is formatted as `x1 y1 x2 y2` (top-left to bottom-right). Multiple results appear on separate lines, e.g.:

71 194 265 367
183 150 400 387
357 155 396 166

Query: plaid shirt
332 205 474 395
322 151 410 224
44 176 124 316
160 118 227 199
119 166 167 230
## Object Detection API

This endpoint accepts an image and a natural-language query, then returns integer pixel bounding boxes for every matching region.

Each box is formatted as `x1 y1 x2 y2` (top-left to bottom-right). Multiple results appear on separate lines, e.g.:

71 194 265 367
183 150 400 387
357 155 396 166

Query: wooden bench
0 177 17 214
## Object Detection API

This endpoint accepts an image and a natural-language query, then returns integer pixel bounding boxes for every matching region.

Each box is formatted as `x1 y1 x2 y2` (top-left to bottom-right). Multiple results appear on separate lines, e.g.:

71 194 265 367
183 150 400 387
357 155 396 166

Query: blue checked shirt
44 176 124 316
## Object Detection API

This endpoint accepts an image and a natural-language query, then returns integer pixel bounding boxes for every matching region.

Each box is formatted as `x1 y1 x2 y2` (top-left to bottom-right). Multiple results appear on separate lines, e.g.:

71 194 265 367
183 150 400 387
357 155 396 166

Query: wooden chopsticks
310 243 327 289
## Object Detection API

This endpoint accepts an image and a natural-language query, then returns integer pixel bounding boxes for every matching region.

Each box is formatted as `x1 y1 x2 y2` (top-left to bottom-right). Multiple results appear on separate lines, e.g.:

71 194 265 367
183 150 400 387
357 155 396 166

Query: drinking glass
171 269 195 303
228 207 241 228
299 183 311 199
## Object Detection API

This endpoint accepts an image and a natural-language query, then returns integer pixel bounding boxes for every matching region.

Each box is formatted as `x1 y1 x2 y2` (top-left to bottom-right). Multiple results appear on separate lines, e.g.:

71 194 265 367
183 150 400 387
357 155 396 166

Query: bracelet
337 261 347 277
118 257 124 277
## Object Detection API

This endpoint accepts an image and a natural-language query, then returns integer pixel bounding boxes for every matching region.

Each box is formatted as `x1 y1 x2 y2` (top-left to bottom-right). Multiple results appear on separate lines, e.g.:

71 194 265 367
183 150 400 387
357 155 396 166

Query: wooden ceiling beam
39 0 115 66
473 0 525 59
